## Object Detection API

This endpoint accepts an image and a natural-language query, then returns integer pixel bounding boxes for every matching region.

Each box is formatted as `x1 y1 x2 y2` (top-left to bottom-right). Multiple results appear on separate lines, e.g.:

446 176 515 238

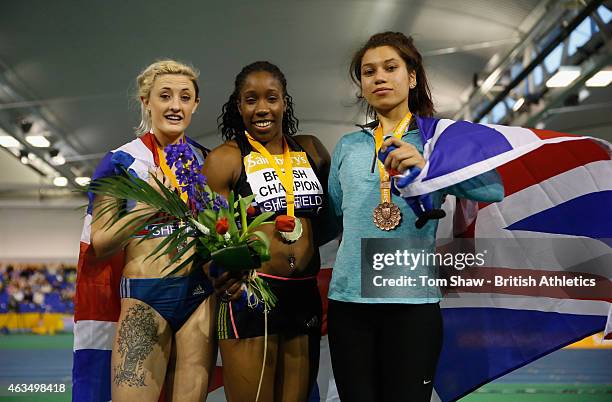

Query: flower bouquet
88 142 277 311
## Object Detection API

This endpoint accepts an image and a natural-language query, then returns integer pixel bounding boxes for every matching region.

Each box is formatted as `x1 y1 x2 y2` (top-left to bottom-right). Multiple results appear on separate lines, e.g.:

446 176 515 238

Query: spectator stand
0 262 76 335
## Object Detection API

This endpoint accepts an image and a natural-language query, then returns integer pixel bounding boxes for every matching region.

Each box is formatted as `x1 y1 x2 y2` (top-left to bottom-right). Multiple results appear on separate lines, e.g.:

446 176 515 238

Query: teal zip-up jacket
327 125 504 304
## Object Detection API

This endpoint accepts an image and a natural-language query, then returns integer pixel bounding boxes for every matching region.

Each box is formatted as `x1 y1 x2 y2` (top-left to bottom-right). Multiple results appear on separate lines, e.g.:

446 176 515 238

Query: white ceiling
1 0 609 198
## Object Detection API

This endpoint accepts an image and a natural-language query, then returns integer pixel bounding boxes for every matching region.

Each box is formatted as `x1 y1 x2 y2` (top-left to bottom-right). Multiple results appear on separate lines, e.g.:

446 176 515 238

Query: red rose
246 204 257 217
215 217 229 234
275 215 295 232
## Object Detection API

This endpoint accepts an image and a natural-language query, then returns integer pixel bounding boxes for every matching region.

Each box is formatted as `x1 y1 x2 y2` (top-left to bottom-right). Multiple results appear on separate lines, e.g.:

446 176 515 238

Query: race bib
244 151 324 213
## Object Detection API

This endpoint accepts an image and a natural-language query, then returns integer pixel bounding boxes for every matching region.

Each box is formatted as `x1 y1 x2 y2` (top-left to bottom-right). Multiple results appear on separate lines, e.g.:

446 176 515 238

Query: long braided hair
218 61 299 142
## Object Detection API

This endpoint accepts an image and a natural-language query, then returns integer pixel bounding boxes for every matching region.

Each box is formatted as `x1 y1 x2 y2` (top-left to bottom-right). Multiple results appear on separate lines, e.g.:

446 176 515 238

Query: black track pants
328 300 443 402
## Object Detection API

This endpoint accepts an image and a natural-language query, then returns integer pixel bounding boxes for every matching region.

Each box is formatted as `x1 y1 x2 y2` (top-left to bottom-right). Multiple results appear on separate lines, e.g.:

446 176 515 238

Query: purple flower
212 195 229 212
164 143 208 213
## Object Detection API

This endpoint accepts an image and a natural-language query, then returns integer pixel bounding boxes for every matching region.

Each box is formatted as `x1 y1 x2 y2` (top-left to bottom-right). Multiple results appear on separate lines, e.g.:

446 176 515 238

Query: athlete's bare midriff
255 216 318 278
122 237 197 279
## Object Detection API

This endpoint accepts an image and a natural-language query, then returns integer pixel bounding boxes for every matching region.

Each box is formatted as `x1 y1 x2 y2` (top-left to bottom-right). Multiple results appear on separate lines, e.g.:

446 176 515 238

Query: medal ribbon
156 139 189 204
245 132 295 217
374 112 412 204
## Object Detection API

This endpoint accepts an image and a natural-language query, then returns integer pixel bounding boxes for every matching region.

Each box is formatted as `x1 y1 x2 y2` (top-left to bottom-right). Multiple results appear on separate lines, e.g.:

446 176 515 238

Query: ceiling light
48 148 65 165
578 88 591 102
51 154 66 166
545 67 581 88
25 135 51 148
53 177 68 187
0 136 20 147
585 70 612 87
75 177 91 186
512 97 525 112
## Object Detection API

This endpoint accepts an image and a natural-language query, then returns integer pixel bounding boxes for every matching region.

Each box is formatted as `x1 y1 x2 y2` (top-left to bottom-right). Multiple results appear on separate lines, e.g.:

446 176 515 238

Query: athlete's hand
381 137 425 173
211 269 248 302
130 168 175 214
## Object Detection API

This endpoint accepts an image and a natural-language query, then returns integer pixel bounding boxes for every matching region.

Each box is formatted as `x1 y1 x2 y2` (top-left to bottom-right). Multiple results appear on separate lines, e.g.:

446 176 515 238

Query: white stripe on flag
80 214 92 244
403 136 605 197
73 320 116 351
486 124 539 149
113 136 156 165
422 118 454 161
441 294 610 316
476 160 612 238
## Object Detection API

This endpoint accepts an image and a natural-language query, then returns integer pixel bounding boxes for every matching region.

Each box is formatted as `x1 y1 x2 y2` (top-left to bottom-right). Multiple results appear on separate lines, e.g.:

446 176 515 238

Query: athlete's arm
294 135 338 245
294 134 331 178
90 169 172 258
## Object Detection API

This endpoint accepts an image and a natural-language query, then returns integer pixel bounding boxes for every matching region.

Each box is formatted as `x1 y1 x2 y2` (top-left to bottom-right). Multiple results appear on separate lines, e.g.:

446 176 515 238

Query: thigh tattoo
113 304 160 387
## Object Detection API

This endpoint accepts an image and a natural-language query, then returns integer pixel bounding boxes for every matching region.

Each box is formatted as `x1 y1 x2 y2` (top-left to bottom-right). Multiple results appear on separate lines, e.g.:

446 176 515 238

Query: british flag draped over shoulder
405 116 611 401
313 116 612 402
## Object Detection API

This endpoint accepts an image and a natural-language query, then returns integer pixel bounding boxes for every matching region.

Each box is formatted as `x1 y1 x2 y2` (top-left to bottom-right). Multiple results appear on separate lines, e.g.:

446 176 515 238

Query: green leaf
249 230 270 245
228 192 235 216
245 211 275 234
238 196 250 235
152 227 194 264
165 238 199 268
90 169 190 220
248 239 270 262
200 213 215 229
242 194 255 205
203 209 217 221
144 226 188 261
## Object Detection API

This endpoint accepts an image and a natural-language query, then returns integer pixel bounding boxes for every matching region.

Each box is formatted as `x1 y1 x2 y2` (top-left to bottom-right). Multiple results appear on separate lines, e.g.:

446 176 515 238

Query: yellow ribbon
374 111 412 203
157 142 189 204
245 132 295 217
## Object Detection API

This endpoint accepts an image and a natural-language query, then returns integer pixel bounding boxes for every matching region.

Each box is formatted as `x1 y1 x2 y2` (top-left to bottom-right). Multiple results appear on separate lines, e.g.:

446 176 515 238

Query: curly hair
218 61 299 141
350 32 435 120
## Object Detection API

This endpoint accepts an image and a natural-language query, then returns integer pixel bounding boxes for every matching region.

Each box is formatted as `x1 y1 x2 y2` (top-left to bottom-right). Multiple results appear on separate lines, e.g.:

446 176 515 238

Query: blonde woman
74 60 216 402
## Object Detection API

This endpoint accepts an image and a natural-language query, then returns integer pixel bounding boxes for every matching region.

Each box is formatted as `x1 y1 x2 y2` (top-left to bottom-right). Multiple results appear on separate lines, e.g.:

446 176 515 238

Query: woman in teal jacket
327 31 504 402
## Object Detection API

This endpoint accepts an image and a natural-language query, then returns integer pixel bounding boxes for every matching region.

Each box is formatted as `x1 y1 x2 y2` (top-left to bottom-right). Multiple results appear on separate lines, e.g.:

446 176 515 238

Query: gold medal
245 132 302 242
373 112 412 231
373 202 402 230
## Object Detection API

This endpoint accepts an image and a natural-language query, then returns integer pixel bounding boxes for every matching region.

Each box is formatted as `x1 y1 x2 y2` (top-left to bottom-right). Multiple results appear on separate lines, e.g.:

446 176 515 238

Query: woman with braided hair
203 61 331 402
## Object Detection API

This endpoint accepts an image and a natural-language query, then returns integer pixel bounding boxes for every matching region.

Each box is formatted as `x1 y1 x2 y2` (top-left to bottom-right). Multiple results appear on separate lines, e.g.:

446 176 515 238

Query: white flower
190 219 210 235
223 232 231 242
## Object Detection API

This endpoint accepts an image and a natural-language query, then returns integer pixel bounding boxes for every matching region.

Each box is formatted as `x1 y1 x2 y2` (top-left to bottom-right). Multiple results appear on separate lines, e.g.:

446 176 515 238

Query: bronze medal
373 202 402 230
373 112 413 231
